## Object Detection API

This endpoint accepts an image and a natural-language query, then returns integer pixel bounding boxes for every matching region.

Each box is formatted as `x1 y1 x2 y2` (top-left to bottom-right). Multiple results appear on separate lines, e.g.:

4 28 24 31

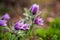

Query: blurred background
0 0 60 26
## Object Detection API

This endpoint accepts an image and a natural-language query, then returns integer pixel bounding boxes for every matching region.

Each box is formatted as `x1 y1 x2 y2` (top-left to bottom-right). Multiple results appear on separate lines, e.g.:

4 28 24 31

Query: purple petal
2 13 10 20
0 20 7 26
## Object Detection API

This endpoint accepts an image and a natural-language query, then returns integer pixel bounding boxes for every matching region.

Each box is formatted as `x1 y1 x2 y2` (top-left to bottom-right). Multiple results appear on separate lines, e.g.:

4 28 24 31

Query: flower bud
30 4 39 15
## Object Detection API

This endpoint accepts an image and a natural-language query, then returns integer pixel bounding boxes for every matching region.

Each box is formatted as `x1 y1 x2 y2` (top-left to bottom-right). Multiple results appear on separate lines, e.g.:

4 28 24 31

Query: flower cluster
0 3 44 31
0 4 44 40
30 4 44 25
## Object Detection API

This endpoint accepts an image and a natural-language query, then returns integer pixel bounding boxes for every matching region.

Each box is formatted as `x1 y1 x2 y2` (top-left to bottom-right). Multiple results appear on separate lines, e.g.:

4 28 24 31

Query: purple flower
34 17 44 25
14 21 29 30
14 21 23 30
2 13 10 20
0 20 7 26
30 4 39 15
21 24 29 30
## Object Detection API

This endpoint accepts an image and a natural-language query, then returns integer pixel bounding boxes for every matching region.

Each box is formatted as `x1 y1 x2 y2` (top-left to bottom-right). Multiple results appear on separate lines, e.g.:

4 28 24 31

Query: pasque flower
14 21 29 30
2 13 10 20
21 24 29 30
34 17 44 25
30 4 39 15
14 21 23 30
0 20 7 26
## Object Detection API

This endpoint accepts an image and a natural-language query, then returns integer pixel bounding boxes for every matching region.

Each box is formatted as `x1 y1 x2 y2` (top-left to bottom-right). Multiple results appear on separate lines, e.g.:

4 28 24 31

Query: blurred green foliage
50 18 60 29
0 27 4 40
34 27 60 40
34 18 60 40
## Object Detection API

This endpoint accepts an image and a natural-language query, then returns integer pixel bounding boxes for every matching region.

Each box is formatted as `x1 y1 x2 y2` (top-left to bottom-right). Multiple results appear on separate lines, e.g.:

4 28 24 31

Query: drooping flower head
30 4 39 15
2 13 10 21
21 24 29 30
34 17 44 25
14 21 24 30
0 20 7 26
14 21 29 30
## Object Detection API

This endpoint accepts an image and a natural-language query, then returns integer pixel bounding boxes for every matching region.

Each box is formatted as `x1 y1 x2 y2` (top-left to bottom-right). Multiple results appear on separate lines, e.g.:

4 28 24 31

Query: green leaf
11 34 16 40
4 32 11 40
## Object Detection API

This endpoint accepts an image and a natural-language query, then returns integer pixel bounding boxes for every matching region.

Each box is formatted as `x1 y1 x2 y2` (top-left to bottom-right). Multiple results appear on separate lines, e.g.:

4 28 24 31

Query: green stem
30 18 34 30
29 18 34 40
